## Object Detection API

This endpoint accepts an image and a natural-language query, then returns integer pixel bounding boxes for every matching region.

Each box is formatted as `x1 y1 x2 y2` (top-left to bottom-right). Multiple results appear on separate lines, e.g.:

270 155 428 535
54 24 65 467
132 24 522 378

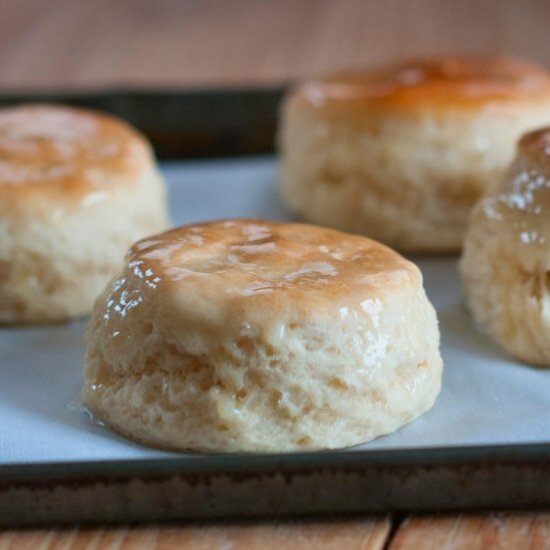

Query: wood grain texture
0 518 390 549
390 514 550 549
0 0 549 90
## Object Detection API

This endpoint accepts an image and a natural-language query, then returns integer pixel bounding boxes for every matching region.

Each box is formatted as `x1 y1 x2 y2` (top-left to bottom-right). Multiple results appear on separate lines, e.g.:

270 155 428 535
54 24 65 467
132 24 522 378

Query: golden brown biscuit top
0 104 151 198
480 127 550 249
106 220 417 321
295 56 550 113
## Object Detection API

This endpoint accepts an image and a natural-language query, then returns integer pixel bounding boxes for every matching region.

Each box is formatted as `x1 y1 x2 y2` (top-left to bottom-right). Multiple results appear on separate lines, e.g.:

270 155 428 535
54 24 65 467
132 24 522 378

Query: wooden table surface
1 0 549 547
1 0 549 90
2 515 550 549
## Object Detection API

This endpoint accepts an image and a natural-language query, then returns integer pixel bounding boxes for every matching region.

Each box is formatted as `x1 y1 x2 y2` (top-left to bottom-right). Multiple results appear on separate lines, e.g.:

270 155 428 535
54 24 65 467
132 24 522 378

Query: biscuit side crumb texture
461 129 550 365
279 56 550 253
0 104 168 322
83 220 443 452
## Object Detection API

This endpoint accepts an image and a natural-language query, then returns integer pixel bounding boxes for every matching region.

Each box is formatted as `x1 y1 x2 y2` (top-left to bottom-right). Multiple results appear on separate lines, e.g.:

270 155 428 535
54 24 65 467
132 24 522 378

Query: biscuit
461 128 550 365
0 104 168 322
280 56 550 252
83 219 443 452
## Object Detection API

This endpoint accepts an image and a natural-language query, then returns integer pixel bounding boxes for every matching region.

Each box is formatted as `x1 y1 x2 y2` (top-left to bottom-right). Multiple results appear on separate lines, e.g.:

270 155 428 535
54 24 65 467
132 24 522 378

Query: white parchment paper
1 156 549 464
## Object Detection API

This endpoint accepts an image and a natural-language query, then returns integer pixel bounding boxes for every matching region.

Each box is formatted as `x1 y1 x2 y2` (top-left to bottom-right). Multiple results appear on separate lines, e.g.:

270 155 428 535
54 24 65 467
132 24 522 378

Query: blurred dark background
0 0 548 91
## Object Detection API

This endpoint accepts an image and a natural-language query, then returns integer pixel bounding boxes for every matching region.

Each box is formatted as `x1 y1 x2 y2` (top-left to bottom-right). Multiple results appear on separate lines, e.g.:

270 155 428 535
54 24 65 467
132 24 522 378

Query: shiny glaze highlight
109 219 416 316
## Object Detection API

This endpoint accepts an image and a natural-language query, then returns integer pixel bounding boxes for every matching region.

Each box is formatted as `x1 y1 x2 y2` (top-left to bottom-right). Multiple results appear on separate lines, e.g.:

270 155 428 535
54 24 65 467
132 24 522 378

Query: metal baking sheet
1 156 550 525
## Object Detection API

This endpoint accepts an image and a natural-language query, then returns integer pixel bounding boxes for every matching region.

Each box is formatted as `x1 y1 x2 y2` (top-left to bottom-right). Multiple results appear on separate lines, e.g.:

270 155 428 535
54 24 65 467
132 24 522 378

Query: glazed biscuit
461 128 550 365
83 219 443 452
280 56 550 252
0 104 168 322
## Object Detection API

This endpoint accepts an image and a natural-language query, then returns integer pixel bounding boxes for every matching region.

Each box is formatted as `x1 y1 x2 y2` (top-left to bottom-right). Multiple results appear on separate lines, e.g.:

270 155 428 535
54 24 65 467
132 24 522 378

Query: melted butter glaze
0 104 151 203
482 128 550 249
296 56 550 112
103 220 416 321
